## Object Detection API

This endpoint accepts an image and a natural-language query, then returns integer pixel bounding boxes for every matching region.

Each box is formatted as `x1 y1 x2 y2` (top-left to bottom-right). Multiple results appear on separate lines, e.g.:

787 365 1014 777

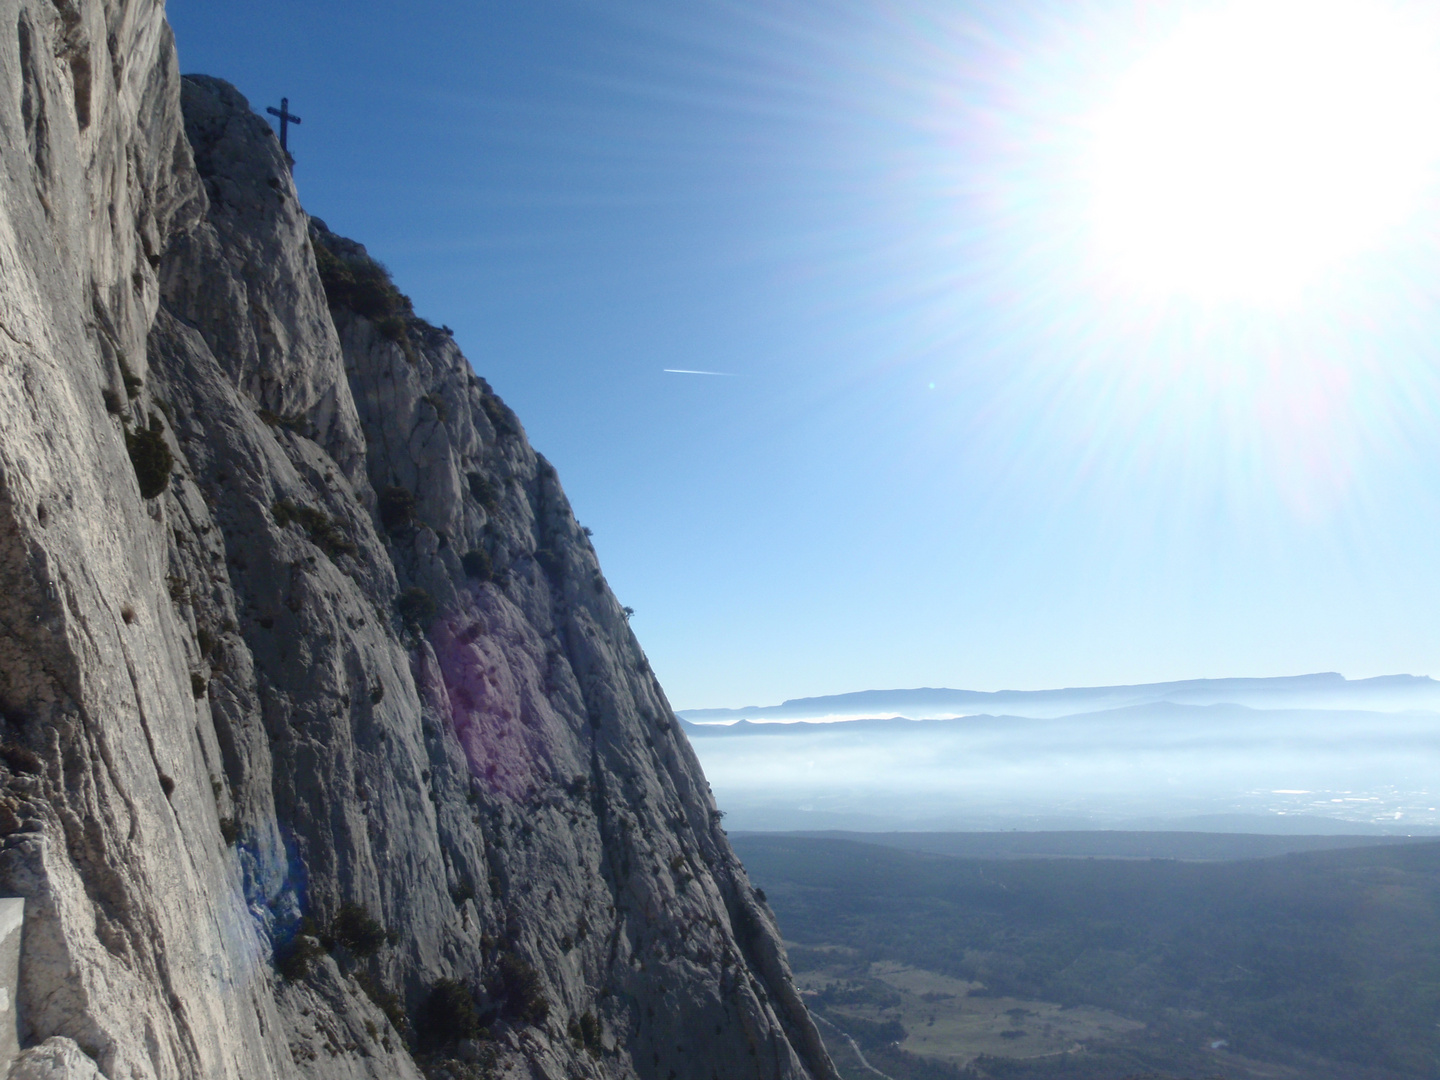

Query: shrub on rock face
356 972 411 1043
272 498 357 559
325 902 387 957
125 416 173 499
396 587 437 630
421 978 484 1050
275 935 326 981
480 395 518 438
467 472 500 511
461 549 491 581
313 236 412 323
568 1010 601 1055
378 486 416 532
497 951 550 1025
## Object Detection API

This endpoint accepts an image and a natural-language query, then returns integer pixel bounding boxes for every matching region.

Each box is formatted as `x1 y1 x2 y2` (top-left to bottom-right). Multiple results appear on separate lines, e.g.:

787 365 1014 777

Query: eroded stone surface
0 4 836 1079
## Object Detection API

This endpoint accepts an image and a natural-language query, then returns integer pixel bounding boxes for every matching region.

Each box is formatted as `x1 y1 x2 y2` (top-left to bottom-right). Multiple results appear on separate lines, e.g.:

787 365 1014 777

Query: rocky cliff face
0 5 836 1080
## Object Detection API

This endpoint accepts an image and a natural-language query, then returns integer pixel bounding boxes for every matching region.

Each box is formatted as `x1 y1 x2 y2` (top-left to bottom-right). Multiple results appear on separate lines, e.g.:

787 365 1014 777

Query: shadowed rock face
0 5 836 1080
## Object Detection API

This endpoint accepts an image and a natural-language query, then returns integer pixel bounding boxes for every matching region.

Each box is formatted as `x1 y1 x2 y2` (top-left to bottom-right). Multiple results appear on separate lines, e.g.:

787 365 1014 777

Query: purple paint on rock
422 586 555 799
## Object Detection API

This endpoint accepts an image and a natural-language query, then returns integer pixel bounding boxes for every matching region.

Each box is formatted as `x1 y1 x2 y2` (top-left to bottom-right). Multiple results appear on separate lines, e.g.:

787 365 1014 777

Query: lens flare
1085 0 1440 301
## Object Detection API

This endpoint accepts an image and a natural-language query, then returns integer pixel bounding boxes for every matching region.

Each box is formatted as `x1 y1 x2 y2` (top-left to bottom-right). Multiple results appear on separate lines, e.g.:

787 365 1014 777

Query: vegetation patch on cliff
312 233 416 350
125 415 173 499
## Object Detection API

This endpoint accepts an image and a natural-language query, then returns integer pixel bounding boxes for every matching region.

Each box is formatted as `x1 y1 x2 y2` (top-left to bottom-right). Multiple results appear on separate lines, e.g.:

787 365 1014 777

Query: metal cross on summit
266 97 301 153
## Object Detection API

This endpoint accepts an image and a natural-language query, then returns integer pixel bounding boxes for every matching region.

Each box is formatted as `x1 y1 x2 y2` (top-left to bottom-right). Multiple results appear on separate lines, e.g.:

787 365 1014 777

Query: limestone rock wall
0 4 836 1080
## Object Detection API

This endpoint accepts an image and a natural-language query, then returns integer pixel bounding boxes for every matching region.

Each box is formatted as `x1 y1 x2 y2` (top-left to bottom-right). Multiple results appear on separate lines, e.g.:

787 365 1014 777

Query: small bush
313 237 413 323
480 395 518 438
568 1010 601 1054
191 673 208 699
325 902 387 957
276 935 326 981
196 627 216 657
497 951 549 1025
257 409 309 434
467 472 499 511
378 486 416 532
102 388 123 415
421 978 484 1049
421 393 449 422
356 972 411 1041
461 549 492 581
119 359 143 398
125 417 173 499
218 817 240 845
396 587 437 630
272 499 356 560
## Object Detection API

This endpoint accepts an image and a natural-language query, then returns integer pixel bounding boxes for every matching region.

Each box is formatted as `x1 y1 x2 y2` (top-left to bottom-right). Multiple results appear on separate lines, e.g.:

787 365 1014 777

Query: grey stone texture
0 4 836 1080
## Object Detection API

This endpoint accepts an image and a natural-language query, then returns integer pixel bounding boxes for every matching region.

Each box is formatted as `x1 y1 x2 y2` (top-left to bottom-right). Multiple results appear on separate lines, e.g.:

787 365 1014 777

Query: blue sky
165 0 1440 707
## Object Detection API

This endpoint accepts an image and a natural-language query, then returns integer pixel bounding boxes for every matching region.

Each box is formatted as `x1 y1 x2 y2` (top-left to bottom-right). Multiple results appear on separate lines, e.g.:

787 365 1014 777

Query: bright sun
1087 0 1440 302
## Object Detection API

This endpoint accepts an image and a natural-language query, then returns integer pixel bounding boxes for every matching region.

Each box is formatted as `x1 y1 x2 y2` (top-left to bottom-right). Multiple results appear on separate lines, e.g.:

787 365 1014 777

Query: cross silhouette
266 97 302 153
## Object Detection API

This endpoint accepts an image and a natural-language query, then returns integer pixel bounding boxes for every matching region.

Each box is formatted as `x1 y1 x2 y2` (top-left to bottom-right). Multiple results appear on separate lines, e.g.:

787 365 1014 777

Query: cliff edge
0 5 836 1080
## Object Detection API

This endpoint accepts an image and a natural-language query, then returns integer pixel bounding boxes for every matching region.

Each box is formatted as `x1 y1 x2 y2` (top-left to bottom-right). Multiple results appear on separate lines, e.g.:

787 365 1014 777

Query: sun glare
1087 0 1440 302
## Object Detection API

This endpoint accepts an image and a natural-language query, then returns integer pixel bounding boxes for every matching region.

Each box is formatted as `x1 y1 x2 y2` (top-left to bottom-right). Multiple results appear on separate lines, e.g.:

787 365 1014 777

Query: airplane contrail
663 368 741 376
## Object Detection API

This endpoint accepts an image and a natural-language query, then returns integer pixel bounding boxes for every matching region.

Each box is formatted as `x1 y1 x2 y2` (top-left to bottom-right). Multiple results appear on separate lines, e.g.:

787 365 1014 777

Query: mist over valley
682 674 1440 834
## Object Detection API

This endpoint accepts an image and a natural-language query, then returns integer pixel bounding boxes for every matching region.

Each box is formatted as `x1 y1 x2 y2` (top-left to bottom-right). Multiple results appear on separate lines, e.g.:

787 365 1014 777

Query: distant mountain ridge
680 672 1440 722
679 695 1440 834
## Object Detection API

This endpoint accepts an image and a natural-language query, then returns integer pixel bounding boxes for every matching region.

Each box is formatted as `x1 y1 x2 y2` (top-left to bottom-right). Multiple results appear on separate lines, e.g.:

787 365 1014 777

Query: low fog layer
682 677 1440 833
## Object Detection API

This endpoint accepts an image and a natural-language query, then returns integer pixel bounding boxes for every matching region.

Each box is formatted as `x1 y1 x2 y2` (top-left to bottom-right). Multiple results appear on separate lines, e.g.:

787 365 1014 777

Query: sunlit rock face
0 4 837 1079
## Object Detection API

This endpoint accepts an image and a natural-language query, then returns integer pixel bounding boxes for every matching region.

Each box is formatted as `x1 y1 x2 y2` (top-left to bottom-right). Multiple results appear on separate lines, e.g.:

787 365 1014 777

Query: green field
732 833 1440 1080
